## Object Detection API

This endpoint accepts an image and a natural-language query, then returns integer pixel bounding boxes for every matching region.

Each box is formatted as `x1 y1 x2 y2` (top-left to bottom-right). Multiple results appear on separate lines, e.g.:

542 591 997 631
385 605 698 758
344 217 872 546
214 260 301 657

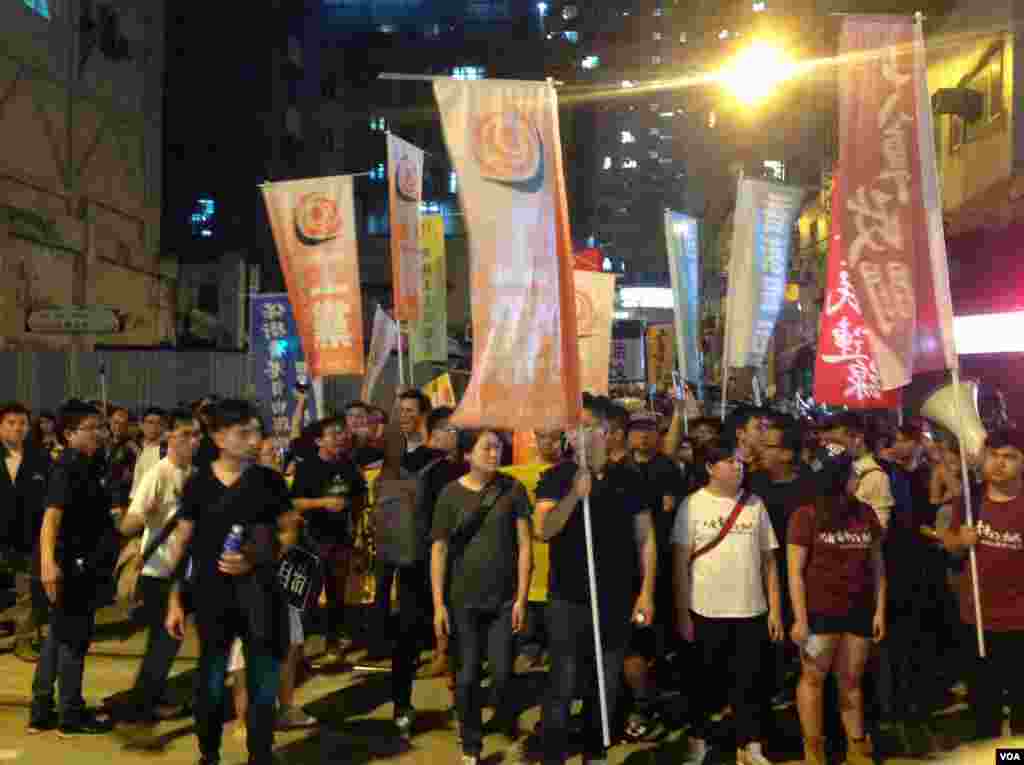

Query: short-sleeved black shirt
179 464 291 589
350 445 385 469
431 476 531 611
290 453 368 544
402 445 442 474
45 447 112 567
418 458 469 547
536 461 645 633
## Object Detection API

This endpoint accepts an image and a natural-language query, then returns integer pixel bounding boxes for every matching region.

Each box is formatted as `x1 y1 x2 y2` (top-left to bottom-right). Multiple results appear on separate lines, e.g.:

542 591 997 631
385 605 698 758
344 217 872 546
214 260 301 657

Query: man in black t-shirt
532 416 657 765
290 416 367 669
29 402 114 736
164 400 292 765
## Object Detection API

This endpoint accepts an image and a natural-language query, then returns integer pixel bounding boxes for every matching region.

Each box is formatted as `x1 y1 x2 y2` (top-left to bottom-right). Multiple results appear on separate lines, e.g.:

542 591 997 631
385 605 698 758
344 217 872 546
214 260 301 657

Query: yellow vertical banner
646 324 676 392
410 215 448 366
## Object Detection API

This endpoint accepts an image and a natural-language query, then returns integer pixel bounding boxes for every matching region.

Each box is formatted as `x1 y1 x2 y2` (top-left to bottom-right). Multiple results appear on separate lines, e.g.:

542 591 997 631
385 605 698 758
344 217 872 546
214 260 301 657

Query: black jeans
968 627 1024 740
691 611 769 748
374 559 398 637
392 561 434 710
128 576 182 720
543 599 628 765
451 603 516 757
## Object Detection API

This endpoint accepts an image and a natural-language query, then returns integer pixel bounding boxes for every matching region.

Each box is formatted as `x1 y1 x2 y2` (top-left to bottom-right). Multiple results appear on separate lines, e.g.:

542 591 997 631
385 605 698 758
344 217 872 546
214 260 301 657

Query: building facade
0 0 171 349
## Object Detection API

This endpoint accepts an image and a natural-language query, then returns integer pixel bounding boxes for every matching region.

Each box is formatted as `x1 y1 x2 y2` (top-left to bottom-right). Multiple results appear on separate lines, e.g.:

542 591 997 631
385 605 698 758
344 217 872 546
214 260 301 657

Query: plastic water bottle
223 525 245 555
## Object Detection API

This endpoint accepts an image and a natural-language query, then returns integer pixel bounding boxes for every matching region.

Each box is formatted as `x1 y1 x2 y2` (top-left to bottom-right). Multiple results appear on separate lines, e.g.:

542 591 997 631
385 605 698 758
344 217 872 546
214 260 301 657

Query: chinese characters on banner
260 176 365 378
610 324 645 385
250 294 321 454
837 16 956 390
423 372 457 409
664 211 703 395
387 134 425 322
814 174 902 408
433 78 581 431
724 178 804 370
646 324 676 392
410 215 448 365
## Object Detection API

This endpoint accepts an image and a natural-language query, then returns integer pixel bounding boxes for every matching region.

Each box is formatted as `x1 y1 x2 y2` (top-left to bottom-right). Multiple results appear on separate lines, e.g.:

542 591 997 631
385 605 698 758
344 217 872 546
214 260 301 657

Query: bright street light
717 42 798 106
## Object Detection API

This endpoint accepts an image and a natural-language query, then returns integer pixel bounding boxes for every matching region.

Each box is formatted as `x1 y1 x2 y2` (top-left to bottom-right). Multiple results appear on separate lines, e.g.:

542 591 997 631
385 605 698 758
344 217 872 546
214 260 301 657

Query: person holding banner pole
940 428 1024 740
533 412 656 765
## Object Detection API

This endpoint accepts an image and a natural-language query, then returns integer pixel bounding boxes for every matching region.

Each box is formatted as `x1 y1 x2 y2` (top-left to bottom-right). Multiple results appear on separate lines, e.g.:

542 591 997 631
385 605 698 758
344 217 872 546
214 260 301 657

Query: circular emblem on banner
294 192 341 245
472 111 544 193
575 289 596 338
395 157 421 202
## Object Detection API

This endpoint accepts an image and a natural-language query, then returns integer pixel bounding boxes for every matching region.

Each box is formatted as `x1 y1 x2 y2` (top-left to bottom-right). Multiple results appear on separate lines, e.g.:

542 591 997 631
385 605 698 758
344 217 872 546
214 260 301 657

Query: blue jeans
451 604 516 757
542 599 628 765
32 628 87 719
195 638 280 764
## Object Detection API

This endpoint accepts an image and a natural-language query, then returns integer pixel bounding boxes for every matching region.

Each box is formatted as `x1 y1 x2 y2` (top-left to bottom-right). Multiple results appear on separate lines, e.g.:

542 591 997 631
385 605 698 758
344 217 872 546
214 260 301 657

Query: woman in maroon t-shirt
787 463 886 765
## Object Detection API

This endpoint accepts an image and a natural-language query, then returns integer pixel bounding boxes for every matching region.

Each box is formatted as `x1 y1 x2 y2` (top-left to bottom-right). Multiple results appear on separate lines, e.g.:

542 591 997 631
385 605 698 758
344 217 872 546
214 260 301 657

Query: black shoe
27 709 58 735
57 710 115 737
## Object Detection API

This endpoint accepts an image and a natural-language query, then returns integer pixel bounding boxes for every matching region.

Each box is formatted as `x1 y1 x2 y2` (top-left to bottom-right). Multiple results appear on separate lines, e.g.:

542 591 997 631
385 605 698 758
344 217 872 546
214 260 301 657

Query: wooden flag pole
951 366 986 658
579 425 611 748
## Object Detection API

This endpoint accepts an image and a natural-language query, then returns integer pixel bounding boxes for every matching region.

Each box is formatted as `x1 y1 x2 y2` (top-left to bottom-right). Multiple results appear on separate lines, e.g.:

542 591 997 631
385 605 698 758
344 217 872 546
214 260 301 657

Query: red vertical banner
837 16 956 391
815 170 902 409
387 133 424 322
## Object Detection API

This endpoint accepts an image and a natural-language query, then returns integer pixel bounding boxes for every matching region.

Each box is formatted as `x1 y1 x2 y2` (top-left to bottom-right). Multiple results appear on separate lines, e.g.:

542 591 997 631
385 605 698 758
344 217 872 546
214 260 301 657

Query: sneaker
738 742 773 765
27 709 58 735
394 706 416 737
276 705 317 730
685 737 711 765
57 710 115 737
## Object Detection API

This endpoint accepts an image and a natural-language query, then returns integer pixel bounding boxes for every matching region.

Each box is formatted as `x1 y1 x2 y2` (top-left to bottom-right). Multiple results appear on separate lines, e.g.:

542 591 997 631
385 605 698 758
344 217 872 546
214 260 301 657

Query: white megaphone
920 379 988 459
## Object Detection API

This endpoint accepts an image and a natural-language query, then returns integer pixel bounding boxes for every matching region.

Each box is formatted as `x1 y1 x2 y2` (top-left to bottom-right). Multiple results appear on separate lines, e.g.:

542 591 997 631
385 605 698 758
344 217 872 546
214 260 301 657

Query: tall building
0 0 170 350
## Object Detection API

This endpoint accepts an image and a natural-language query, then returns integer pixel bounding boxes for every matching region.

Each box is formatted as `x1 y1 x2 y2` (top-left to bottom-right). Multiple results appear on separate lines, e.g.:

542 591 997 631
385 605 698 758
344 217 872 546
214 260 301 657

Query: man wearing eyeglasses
529 406 657 765
29 402 114 736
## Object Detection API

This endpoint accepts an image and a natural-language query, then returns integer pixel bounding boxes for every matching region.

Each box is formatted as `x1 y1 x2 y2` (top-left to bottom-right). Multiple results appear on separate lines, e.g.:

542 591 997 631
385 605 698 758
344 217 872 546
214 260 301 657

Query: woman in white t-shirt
672 442 784 765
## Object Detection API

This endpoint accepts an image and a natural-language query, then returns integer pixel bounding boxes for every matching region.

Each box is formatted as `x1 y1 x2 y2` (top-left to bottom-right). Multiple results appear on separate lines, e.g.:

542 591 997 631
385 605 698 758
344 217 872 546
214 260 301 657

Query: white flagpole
752 373 763 407
578 425 611 748
311 377 324 423
396 318 406 389
952 367 986 657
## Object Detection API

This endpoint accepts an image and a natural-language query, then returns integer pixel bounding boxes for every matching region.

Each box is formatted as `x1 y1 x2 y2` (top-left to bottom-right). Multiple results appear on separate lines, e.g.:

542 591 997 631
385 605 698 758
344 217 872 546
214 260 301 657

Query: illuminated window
536 2 548 16
622 158 638 169
581 55 601 69
620 130 635 144
452 66 486 80
449 171 458 194
563 30 578 43
23 0 50 18
763 160 785 181
562 4 578 20
603 256 613 271
370 117 388 132
602 156 612 170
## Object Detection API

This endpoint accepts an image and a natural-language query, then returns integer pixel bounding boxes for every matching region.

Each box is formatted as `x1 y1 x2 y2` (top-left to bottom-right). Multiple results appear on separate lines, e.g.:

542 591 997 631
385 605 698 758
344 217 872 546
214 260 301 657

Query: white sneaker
686 737 711 765
738 742 773 765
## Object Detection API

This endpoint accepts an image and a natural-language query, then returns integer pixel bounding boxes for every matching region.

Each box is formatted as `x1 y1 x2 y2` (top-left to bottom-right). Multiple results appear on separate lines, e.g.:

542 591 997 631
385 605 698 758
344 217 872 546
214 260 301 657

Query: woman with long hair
787 462 887 765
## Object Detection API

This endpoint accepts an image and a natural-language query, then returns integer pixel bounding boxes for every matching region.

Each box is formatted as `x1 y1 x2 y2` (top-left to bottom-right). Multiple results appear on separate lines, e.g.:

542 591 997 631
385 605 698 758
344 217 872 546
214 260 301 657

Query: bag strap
138 512 179 570
689 490 750 567
450 475 512 555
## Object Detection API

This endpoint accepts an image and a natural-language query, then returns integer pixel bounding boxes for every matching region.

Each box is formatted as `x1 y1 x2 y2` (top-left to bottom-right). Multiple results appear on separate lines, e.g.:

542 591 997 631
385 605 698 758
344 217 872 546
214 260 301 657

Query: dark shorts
808 609 873 639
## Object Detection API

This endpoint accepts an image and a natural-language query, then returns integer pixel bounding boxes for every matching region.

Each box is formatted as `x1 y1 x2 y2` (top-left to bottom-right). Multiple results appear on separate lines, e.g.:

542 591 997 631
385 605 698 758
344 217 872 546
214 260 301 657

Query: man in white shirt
129 408 168 502
117 410 200 734
821 414 895 529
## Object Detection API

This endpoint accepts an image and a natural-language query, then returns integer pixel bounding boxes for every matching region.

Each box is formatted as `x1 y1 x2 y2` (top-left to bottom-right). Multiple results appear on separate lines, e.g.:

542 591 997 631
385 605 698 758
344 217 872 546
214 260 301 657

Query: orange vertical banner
433 79 581 431
387 133 425 321
260 176 365 378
